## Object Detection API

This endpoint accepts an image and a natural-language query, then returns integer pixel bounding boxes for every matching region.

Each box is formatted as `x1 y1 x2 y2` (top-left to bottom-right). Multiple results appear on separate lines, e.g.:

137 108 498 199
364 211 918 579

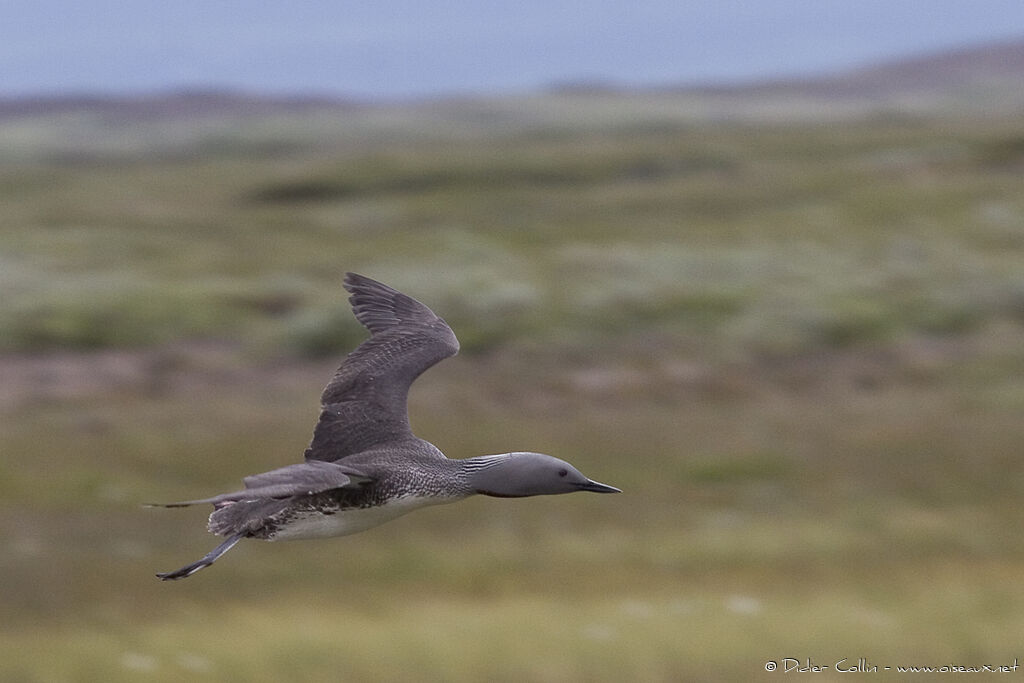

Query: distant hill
0 37 1022 128
737 38 1024 100
0 89 361 121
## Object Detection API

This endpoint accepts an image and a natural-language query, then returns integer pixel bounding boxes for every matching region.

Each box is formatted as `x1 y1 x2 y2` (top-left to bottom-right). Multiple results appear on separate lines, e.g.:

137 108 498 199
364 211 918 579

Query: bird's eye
558 469 568 477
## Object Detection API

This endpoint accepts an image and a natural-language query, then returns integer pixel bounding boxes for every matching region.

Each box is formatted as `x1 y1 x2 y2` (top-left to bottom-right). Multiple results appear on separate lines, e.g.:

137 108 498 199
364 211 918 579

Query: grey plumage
157 461 371 508
306 273 458 461
154 273 618 581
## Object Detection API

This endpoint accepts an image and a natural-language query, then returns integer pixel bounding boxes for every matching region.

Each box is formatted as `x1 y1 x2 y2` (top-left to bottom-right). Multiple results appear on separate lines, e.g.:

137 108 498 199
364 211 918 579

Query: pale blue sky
3 0 1024 98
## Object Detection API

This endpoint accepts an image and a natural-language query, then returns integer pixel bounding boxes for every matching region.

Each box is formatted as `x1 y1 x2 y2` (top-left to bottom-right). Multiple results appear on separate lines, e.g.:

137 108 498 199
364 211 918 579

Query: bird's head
469 451 620 497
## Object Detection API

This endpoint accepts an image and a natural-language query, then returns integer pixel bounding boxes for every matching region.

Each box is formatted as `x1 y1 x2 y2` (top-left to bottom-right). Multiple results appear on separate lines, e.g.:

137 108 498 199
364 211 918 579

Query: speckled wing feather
304 273 460 462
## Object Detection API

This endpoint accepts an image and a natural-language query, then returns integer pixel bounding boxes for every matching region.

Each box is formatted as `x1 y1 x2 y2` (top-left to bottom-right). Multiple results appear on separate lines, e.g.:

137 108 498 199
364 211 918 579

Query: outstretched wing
153 460 371 507
304 273 460 462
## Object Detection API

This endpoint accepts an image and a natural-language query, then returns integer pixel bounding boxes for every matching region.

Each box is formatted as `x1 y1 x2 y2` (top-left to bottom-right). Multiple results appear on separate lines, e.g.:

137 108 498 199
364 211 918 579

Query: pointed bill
576 479 621 493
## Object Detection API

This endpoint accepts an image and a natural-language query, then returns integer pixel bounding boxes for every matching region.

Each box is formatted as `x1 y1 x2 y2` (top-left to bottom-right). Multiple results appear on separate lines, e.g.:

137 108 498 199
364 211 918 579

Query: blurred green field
2 94 1024 681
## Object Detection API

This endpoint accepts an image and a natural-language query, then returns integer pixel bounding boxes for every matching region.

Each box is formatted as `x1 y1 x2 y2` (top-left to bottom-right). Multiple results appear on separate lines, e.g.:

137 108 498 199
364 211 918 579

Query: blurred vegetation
1 93 1024 682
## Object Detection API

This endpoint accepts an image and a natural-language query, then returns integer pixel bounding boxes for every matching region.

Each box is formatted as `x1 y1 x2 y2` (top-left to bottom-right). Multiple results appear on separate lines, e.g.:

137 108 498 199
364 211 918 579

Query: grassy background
2 93 1024 681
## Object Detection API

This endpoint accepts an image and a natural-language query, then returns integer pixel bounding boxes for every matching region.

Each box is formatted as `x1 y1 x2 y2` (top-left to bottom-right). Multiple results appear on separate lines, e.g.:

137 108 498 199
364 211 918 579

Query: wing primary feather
304 274 459 462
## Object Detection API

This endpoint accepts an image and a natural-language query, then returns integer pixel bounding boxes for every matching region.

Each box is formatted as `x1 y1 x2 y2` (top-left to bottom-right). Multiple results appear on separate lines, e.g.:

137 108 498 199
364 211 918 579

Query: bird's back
209 439 467 541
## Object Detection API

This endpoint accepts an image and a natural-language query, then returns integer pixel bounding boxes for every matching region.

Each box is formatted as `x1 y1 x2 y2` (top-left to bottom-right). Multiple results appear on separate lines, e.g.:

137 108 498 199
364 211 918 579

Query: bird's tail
156 533 244 581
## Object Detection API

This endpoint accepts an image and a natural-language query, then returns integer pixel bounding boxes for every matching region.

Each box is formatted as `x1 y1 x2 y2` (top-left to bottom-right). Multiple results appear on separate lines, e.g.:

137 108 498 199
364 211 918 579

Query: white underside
268 494 463 541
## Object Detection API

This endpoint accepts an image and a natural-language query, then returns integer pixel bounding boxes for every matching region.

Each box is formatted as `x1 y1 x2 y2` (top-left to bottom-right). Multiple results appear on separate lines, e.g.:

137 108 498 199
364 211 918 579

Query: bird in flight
153 273 619 580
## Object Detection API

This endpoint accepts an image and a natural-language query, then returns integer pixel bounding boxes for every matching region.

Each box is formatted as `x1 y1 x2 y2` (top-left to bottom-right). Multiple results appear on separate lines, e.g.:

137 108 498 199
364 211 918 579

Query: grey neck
457 453 520 497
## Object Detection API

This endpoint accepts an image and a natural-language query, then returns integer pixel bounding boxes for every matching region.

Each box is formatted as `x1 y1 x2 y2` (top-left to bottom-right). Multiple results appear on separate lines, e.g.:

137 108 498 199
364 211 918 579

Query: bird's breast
266 494 461 541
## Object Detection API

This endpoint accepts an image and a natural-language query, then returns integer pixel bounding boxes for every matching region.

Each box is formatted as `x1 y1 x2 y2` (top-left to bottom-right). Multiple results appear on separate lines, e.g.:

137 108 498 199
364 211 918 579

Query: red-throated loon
152 273 619 580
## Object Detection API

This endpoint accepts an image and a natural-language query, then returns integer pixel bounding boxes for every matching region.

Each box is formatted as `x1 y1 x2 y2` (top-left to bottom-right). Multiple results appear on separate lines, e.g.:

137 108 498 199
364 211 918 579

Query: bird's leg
156 533 244 581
